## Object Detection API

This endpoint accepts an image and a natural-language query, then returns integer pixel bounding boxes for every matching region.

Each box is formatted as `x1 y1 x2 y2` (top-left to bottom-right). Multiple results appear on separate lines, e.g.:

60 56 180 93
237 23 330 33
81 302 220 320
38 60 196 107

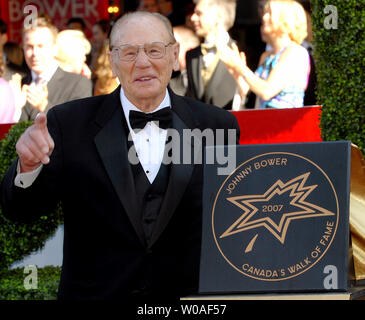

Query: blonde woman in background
218 0 310 109
55 29 92 79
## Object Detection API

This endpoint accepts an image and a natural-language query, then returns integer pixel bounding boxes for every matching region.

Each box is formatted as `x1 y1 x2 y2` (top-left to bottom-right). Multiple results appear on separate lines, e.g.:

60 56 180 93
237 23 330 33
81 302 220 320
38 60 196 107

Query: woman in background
218 0 310 109
0 52 15 123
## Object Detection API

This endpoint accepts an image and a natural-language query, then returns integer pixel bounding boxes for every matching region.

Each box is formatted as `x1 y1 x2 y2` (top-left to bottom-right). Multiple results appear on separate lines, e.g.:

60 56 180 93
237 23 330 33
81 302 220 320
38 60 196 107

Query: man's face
191 0 219 38
23 27 57 75
109 15 179 109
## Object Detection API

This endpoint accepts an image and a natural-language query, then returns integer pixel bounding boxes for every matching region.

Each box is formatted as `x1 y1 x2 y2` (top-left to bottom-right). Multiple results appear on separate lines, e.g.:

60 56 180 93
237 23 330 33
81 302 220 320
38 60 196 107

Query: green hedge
311 0 365 155
0 266 60 300
0 122 63 271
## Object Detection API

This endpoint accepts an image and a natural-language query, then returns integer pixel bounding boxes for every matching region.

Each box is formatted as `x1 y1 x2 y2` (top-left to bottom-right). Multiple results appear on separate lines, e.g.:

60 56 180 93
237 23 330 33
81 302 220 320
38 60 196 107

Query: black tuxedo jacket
20 67 92 122
186 45 238 110
0 87 240 300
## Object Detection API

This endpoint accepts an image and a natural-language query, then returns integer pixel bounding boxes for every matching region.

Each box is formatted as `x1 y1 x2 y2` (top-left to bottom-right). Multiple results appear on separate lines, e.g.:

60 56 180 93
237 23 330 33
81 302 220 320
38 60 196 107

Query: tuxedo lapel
204 60 226 102
149 92 200 248
46 68 69 109
47 68 64 95
191 48 205 100
204 39 237 106
93 88 145 247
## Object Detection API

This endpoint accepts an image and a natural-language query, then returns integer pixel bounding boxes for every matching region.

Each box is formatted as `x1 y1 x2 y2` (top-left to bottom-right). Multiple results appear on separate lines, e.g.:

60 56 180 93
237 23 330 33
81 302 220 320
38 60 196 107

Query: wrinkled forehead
111 15 172 46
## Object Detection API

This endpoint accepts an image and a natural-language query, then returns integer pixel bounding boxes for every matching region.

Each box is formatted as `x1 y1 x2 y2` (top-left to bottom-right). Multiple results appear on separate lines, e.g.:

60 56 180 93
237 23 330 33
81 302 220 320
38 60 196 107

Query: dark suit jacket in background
186 45 238 110
169 70 188 96
20 67 92 121
1 87 240 300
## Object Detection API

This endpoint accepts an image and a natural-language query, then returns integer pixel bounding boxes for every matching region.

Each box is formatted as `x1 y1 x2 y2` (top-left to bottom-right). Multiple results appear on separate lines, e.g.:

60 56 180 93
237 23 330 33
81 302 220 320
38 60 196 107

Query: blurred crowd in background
0 0 316 124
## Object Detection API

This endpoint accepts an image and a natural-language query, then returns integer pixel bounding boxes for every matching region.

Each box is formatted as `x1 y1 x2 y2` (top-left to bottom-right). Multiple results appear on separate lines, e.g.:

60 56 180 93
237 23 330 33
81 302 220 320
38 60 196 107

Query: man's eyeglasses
110 42 175 61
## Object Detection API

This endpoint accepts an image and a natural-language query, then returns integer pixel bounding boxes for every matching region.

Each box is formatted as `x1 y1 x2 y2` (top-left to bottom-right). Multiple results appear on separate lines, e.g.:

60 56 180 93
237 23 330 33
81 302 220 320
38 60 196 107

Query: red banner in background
231 106 322 145
0 123 14 140
0 0 114 43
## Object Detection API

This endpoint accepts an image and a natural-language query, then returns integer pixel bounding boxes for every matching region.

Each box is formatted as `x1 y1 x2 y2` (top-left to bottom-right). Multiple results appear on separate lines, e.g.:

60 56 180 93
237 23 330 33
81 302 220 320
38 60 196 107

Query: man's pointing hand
16 113 55 173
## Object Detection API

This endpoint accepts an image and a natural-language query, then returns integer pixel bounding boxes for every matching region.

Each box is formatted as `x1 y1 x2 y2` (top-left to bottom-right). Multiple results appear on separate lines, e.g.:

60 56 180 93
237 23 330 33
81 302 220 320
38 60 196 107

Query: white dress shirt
14 87 171 188
121 87 170 183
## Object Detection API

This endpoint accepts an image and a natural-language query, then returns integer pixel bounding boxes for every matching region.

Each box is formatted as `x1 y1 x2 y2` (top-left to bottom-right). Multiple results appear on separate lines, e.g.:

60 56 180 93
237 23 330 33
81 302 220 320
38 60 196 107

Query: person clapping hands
217 0 310 109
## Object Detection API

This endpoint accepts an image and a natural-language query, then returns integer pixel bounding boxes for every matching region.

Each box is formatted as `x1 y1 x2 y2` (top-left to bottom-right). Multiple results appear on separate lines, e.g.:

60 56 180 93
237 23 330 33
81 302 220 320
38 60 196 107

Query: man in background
14 17 92 121
186 0 239 110
169 25 200 96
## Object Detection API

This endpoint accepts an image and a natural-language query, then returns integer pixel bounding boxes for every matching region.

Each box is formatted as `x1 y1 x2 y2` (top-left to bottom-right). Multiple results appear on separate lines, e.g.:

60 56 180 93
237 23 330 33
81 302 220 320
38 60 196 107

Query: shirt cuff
14 160 43 188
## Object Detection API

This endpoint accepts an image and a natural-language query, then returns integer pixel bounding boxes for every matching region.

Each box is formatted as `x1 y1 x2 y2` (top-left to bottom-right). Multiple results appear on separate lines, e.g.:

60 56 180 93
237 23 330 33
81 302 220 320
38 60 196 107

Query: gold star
220 173 335 247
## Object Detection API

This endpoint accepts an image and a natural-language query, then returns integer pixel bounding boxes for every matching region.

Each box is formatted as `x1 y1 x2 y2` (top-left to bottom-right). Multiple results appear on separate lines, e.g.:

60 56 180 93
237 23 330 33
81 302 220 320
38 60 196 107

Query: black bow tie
129 108 172 131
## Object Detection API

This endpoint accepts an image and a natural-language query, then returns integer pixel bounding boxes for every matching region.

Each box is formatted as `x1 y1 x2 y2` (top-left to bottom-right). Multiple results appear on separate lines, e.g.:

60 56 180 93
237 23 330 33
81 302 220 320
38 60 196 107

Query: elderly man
17 17 92 121
0 12 240 300
186 0 240 110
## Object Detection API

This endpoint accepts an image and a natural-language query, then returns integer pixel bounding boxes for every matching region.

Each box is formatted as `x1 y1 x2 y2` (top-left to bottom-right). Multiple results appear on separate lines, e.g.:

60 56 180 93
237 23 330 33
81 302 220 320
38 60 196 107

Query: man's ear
172 42 180 71
107 52 117 78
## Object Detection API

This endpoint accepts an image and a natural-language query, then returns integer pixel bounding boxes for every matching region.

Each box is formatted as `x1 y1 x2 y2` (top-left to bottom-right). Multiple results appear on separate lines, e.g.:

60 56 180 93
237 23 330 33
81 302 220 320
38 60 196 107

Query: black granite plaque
199 142 351 294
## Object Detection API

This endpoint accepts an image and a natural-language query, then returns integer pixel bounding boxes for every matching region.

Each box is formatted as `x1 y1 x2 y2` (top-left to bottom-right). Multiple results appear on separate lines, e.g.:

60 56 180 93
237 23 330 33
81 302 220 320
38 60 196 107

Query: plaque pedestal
182 286 365 300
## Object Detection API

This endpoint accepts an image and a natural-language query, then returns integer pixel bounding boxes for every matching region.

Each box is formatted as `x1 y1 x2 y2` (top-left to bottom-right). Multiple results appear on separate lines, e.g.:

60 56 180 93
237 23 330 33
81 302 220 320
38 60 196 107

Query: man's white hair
109 11 176 49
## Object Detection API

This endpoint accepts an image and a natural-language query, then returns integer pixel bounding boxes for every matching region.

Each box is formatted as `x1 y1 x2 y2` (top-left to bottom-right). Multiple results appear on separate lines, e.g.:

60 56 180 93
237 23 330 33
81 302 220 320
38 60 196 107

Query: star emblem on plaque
221 172 335 249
